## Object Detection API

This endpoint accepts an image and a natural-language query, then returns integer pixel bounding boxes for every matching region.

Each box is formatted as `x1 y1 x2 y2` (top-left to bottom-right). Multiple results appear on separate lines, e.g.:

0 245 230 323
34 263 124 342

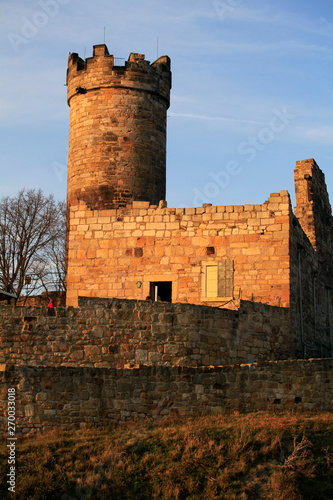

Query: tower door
149 282 172 302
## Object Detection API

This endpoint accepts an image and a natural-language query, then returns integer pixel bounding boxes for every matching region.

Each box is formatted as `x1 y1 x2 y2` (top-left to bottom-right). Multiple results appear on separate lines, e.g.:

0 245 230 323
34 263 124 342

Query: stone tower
66 44 171 210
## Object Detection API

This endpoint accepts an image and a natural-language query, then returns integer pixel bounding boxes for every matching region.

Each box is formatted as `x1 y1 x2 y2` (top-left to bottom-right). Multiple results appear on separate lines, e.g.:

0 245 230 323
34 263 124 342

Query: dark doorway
149 282 172 302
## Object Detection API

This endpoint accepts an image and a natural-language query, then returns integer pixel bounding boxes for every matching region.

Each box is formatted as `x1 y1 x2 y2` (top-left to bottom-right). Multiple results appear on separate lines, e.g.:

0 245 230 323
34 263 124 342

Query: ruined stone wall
66 191 291 309
0 298 299 369
290 160 333 357
1 358 332 435
294 159 333 255
289 214 333 357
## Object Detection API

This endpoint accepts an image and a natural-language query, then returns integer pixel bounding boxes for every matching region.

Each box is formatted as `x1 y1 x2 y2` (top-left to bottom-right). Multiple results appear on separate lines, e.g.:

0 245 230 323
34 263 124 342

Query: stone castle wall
290 159 333 355
0 298 302 369
1 358 333 435
66 191 292 308
15 291 66 308
294 159 333 255
1 298 332 436
65 160 333 359
289 213 333 357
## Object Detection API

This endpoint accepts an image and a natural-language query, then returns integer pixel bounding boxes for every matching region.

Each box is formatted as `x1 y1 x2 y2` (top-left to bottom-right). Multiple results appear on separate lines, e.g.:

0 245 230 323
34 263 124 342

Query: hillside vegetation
1 412 333 499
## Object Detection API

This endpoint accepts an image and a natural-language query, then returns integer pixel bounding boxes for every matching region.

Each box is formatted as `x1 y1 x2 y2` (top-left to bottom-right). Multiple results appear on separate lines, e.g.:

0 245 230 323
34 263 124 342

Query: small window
149 281 172 302
205 261 234 298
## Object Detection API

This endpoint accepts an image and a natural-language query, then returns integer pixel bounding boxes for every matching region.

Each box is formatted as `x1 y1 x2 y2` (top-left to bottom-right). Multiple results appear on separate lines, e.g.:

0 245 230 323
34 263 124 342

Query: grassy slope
1 412 333 499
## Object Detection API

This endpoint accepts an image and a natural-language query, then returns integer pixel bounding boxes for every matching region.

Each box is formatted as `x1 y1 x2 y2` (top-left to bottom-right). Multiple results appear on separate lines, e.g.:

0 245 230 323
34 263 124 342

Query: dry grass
1 411 333 499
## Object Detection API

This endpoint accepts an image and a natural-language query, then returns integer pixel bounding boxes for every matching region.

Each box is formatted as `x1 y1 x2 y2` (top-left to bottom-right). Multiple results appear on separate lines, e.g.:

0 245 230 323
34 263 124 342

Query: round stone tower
66 44 171 209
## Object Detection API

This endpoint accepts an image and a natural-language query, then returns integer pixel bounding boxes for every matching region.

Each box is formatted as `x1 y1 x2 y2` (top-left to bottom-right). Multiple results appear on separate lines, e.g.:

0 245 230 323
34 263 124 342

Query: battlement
68 189 291 218
67 44 171 106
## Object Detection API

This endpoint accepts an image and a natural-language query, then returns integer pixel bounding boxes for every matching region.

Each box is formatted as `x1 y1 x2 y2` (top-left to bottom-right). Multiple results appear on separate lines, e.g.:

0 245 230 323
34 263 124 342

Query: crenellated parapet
67 44 171 107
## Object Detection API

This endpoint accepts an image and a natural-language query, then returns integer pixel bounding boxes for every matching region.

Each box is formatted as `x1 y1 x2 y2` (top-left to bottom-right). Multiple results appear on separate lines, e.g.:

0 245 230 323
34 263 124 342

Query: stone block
135 349 148 364
84 345 101 357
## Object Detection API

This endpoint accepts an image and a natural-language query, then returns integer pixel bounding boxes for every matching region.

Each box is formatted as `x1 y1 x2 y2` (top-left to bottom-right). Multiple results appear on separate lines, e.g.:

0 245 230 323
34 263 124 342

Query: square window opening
149 282 172 302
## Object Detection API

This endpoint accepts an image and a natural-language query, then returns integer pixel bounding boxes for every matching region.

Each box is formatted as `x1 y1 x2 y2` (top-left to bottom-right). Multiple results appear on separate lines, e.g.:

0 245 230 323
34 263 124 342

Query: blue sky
1 0 333 210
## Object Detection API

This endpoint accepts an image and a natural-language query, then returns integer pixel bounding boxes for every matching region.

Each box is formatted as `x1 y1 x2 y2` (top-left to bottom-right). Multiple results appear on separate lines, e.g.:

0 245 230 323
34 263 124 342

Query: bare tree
40 200 66 293
0 189 66 300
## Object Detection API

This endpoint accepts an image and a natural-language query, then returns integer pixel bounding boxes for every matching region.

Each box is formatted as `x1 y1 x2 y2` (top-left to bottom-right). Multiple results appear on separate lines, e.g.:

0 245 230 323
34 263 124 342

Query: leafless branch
0 189 66 299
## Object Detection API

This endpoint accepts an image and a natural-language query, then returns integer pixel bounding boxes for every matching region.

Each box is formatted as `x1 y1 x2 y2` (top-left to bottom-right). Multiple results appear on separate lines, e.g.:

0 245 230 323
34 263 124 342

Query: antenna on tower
157 36 159 59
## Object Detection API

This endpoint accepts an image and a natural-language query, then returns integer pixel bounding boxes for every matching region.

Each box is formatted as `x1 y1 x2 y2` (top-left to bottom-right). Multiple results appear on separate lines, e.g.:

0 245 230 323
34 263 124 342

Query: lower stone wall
15 292 66 308
0 297 300 368
1 358 332 435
